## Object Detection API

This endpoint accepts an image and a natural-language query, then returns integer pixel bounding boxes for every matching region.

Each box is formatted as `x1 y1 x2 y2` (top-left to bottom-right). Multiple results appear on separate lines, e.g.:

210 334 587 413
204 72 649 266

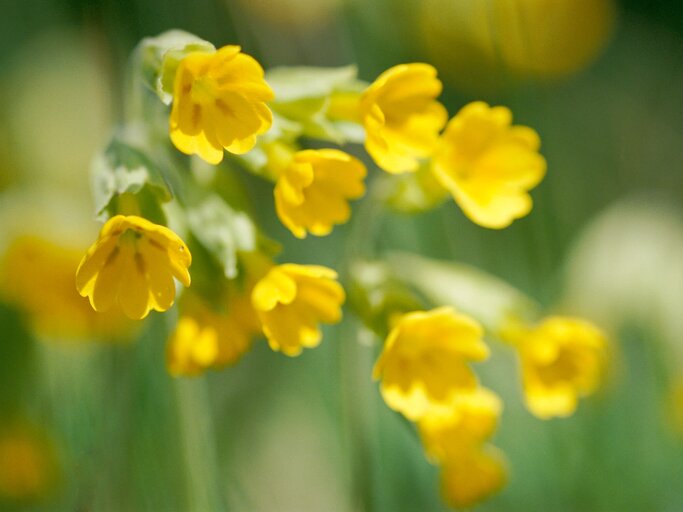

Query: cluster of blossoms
57 30 609 508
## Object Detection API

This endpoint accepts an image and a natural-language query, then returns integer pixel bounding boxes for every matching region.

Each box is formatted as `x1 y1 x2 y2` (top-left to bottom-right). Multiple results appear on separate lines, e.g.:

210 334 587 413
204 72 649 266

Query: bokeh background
2 0 683 510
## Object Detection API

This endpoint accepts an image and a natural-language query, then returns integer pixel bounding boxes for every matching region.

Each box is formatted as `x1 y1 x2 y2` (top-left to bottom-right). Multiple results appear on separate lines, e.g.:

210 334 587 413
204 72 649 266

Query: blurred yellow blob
252 264 344 356
509 316 608 419
440 446 507 509
432 102 546 229
170 46 274 164
167 291 262 376
418 0 616 92
0 423 58 502
373 307 489 421
419 388 502 462
275 149 366 238
76 216 192 320
361 63 448 174
0 236 134 340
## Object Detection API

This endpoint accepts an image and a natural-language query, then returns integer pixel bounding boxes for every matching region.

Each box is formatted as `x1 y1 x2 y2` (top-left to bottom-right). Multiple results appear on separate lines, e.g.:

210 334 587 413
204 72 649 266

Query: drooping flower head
170 45 274 164
432 101 546 228
251 264 344 356
274 149 366 238
360 63 448 174
512 316 608 419
167 290 261 376
76 215 192 320
373 307 490 421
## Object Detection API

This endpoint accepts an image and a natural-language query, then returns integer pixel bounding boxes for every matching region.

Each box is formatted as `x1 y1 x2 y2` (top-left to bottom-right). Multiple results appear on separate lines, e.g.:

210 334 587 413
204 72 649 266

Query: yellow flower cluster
361 64 546 229
373 307 506 507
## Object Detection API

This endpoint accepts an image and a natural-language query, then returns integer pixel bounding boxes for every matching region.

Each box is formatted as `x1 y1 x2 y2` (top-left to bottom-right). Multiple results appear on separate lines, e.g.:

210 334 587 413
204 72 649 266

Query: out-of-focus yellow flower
440 446 507 509
511 316 608 419
372 307 489 421
251 264 344 356
274 149 366 238
167 290 262 376
419 388 501 462
432 101 546 229
169 46 274 164
418 0 615 93
0 236 134 340
360 63 448 174
0 423 58 502
76 215 192 320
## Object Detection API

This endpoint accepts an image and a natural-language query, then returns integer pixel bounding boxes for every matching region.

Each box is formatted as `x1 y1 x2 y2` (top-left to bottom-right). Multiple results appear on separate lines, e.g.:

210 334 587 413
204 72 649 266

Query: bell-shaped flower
360 63 448 174
274 149 366 238
75 215 191 320
373 307 489 421
169 45 274 164
251 264 344 356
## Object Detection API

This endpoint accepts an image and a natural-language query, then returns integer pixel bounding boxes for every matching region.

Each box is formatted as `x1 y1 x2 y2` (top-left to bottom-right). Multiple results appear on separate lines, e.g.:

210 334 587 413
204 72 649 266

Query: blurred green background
2 0 683 511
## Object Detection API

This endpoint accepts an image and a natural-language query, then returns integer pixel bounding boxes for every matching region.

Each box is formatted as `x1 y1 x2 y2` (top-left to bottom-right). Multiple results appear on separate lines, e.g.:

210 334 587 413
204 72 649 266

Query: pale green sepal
92 131 172 221
137 30 215 105
266 65 360 102
387 252 540 333
186 194 258 279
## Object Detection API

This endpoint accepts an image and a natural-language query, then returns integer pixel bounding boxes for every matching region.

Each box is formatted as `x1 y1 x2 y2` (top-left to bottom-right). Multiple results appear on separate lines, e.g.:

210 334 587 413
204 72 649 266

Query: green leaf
91 133 172 221
186 195 258 279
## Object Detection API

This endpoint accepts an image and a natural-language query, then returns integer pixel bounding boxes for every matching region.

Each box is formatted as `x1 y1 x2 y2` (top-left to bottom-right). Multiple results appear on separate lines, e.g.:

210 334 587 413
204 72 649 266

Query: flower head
170 45 274 164
440 446 507 509
75 215 192 320
513 316 608 419
419 388 502 462
274 149 366 238
373 307 490 421
251 264 344 356
360 63 448 174
167 290 261 376
432 101 546 228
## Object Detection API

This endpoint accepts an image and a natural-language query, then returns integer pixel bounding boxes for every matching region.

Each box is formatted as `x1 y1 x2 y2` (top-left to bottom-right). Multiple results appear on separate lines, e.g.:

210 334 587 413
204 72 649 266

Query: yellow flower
440 446 507 509
274 149 366 238
0 236 135 339
432 101 546 229
513 316 608 419
419 388 502 462
360 63 448 174
372 307 489 421
76 215 192 320
167 290 262 376
251 264 344 356
169 45 274 164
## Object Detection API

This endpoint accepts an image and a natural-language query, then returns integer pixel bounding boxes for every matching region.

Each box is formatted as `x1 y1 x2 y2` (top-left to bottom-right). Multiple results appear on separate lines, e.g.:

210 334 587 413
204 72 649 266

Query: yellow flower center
191 75 221 106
